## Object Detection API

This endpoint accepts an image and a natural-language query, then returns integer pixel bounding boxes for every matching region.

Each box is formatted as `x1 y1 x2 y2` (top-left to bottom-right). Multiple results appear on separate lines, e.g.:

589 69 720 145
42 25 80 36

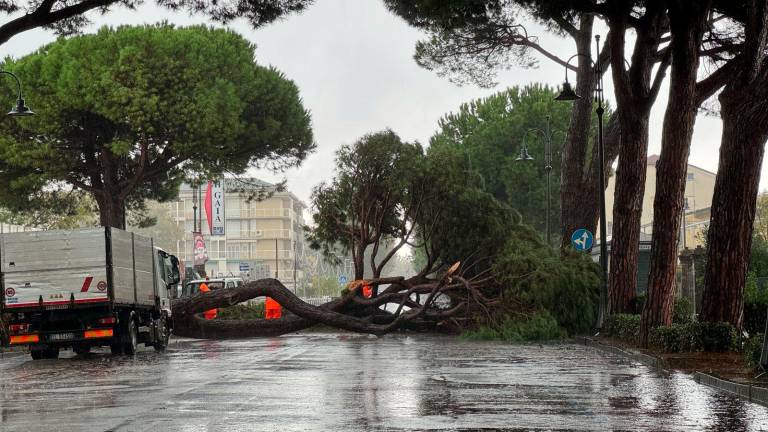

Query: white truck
0 227 180 359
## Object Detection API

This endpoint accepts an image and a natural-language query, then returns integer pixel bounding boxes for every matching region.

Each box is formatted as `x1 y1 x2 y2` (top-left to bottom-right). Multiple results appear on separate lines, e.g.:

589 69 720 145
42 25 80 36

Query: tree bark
95 192 126 229
701 95 768 328
701 1 768 328
607 5 667 315
641 0 712 346
608 115 649 314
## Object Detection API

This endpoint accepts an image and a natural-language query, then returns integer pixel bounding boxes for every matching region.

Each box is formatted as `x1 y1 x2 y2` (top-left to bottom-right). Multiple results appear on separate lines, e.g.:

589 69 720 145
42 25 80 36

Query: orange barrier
199 282 218 320
265 297 282 319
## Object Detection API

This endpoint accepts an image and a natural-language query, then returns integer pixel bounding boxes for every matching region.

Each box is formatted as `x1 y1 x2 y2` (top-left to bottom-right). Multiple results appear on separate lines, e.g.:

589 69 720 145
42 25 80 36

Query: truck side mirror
169 255 181 285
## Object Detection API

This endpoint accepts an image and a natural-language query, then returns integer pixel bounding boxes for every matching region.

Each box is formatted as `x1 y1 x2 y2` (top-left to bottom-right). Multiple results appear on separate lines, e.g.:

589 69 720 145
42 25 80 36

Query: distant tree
0 0 311 49
0 24 314 228
384 0 619 253
127 201 185 253
0 190 98 229
429 84 580 245
306 130 424 281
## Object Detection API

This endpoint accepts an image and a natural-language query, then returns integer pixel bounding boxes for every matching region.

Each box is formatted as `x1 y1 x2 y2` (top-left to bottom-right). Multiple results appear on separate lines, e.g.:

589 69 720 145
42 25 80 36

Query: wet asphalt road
1 333 767 432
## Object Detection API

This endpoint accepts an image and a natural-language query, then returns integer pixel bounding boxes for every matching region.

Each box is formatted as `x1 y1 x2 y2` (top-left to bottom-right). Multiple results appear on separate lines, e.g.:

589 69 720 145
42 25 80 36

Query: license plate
47 332 75 341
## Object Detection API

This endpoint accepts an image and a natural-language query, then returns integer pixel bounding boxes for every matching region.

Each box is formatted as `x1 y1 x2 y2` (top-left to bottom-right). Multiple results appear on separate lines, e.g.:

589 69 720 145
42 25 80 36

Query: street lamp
0 70 34 117
516 115 561 247
555 35 608 331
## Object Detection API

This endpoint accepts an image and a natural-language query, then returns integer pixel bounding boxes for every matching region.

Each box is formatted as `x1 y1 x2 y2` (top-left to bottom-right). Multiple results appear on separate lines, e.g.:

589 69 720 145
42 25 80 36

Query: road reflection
0 334 766 431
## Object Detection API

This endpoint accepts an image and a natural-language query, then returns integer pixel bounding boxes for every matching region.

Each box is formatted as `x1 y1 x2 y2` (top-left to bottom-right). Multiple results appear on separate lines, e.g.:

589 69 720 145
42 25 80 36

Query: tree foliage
0 24 314 227
429 84 588 244
0 0 312 48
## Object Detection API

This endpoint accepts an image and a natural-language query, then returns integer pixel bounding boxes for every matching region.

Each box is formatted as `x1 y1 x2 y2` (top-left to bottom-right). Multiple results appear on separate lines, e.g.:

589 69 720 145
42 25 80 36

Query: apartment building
603 155 716 250
168 178 306 289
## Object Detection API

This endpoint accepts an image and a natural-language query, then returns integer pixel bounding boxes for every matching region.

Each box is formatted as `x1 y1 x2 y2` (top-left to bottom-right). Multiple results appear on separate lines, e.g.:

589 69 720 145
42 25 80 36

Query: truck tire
153 316 170 352
110 344 124 355
123 313 138 355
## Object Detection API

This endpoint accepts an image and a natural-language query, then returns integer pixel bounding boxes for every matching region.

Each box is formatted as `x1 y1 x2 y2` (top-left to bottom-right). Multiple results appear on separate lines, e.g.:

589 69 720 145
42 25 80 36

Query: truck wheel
153 316 170 352
30 349 44 360
123 314 138 355
110 344 124 355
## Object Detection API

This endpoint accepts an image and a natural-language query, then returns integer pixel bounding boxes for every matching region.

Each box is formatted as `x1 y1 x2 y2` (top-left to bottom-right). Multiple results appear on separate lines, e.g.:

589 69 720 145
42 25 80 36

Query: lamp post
0 70 34 117
516 115 561 247
554 35 608 331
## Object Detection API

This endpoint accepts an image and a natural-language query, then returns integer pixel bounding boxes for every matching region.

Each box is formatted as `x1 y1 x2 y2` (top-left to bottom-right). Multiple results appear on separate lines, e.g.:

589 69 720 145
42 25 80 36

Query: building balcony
223 250 294 260
235 208 295 219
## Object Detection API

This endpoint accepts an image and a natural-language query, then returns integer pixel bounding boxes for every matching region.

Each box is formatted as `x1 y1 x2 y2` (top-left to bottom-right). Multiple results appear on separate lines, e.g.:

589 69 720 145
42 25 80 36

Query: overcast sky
0 0 746 205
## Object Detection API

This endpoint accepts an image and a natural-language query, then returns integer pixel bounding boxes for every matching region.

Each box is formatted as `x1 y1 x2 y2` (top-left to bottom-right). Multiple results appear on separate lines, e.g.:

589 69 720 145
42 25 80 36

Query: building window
687 172 694 180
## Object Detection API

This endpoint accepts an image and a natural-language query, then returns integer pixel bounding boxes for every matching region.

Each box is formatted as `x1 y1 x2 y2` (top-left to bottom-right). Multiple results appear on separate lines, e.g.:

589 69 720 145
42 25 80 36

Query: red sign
97 281 107 291
5 287 15 297
193 231 208 266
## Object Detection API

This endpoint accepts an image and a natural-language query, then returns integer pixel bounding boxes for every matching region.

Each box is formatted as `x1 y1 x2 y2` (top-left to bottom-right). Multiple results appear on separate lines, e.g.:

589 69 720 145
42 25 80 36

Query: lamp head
554 81 581 101
516 145 534 162
8 97 34 117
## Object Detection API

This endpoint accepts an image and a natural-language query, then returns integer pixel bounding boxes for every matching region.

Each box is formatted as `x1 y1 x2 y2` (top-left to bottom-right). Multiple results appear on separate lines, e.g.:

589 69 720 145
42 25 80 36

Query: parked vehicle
0 227 180 359
181 277 244 298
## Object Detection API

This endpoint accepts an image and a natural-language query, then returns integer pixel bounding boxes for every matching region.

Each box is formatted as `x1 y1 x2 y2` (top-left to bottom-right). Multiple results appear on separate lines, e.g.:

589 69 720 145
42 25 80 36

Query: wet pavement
1 333 767 431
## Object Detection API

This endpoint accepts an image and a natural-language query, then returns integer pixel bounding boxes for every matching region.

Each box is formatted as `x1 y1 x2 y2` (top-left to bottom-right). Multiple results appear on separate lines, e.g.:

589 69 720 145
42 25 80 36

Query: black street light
555 35 608 331
0 70 34 117
517 115 562 247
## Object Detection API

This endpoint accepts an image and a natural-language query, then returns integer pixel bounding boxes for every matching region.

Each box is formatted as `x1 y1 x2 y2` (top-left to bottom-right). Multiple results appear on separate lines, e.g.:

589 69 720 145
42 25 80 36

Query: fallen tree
172 130 599 340
171 263 500 338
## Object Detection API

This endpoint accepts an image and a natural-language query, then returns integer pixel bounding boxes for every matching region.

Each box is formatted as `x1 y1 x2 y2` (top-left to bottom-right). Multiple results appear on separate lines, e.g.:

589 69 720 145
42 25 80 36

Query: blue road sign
239 262 250 272
571 228 594 252
338 274 348 284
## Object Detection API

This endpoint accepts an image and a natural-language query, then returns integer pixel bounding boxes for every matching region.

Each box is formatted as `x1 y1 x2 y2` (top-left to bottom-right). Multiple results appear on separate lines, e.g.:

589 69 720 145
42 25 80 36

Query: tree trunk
606 6 666 315
701 84 768 328
95 192 126 229
640 0 711 346
608 115 649 314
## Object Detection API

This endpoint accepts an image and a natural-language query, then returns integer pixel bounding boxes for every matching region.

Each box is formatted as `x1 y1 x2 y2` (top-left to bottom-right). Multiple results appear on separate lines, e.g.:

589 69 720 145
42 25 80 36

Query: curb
578 337 667 370
578 337 768 408
694 372 768 407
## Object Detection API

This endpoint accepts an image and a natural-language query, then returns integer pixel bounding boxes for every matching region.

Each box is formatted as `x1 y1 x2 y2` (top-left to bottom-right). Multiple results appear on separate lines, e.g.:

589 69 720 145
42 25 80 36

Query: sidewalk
580 336 768 407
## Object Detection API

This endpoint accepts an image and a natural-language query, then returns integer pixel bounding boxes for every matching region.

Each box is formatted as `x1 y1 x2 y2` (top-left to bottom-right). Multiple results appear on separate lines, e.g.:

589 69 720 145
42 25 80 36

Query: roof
646 155 716 176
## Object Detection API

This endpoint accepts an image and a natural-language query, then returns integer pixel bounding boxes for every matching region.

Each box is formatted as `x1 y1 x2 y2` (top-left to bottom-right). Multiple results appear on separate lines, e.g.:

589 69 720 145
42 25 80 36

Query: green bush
744 334 765 368
216 302 265 320
744 271 768 335
673 297 694 324
649 321 738 353
493 240 600 335
603 314 640 341
462 311 567 342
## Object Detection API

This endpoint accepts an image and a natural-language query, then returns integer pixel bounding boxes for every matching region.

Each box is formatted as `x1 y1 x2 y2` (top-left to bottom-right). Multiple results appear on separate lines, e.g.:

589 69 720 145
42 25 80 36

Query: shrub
673 297 694 324
493 242 599 335
699 322 739 351
216 302 265 320
462 311 567 342
603 314 640 341
744 271 768 335
744 334 765 368
649 321 738 353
